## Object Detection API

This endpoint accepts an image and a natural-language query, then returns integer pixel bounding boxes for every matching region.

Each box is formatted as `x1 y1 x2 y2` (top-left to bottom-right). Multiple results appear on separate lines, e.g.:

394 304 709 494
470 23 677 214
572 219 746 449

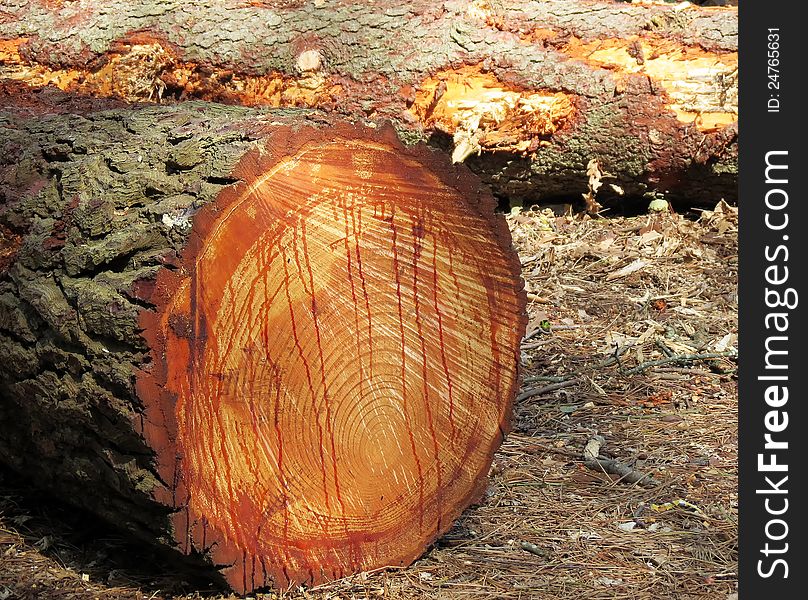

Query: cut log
0 98 526 592
0 0 738 204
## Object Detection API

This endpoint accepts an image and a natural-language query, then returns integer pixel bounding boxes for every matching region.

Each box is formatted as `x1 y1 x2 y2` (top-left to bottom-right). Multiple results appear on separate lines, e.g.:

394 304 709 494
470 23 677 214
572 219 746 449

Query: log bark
0 0 738 205
0 99 527 592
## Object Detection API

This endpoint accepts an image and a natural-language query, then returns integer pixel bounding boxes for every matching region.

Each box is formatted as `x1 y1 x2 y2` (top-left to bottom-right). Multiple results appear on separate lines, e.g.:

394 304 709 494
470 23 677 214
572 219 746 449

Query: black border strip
739 2 806 596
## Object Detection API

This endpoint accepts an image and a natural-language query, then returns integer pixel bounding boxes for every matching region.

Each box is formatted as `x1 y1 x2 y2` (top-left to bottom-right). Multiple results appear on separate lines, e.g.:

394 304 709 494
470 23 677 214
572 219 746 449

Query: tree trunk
0 99 527 593
0 0 738 205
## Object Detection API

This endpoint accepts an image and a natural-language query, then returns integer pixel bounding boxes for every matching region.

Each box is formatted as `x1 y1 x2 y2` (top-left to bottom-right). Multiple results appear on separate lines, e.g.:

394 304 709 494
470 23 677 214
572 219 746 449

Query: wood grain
137 124 526 592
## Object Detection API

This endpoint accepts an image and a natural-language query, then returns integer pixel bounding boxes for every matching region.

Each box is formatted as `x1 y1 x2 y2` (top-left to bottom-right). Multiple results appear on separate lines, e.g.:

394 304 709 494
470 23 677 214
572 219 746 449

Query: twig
521 340 552 350
518 344 633 390
582 435 660 488
516 379 579 402
611 342 625 371
522 327 545 342
655 367 722 377
622 351 737 375
582 435 605 461
522 322 579 344
585 342 633 373
633 502 648 528
651 373 687 381
655 338 675 357
584 457 661 488
520 541 550 558
521 443 582 459
522 375 569 384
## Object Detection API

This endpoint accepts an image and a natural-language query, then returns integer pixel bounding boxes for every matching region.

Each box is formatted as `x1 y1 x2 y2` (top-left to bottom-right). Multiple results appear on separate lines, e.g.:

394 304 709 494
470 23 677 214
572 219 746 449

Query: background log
0 0 738 206
0 98 526 593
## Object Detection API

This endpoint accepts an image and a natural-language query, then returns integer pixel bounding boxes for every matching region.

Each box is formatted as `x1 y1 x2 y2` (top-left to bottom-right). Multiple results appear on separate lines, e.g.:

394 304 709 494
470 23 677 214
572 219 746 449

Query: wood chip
606 258 648 280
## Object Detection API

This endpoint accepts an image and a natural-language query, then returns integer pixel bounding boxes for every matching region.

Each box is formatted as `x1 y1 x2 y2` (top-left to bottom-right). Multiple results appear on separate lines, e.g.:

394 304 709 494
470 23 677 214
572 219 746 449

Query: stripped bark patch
407 66 575 161
0 38 26 65
571 38 737 130
0 38 171 100
162 66 342 108
562 36 737 132
0 35 342 107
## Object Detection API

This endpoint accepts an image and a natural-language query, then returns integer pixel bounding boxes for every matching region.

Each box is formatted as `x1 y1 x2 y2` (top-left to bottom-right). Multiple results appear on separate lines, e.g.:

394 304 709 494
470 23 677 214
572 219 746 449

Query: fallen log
0 0 738 205
0 98 527 592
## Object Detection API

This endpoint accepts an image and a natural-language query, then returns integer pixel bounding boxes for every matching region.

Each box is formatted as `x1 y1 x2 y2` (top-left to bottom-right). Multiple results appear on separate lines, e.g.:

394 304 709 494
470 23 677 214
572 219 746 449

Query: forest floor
0 202 738 600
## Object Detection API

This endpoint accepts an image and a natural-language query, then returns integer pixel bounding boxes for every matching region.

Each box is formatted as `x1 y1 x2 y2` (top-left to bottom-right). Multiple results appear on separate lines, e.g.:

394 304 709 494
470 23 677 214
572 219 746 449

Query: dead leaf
713 333 736 352
642 390 673 407
527 310 549 333
586 158 603 193
638 230 663 245
582 158 605 214
606 258 648 281
582 191 602 215
638 219 662 235
596 237 616 252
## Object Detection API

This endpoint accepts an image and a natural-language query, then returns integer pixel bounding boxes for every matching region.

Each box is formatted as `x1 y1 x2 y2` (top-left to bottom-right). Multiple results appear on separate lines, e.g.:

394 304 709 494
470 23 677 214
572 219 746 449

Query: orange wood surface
137 124 526 592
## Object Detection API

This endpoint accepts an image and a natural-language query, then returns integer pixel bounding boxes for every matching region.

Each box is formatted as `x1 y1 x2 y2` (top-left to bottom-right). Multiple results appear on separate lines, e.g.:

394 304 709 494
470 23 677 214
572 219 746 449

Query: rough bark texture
0 0 738 204
0 98 527 593
0 100 290 584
